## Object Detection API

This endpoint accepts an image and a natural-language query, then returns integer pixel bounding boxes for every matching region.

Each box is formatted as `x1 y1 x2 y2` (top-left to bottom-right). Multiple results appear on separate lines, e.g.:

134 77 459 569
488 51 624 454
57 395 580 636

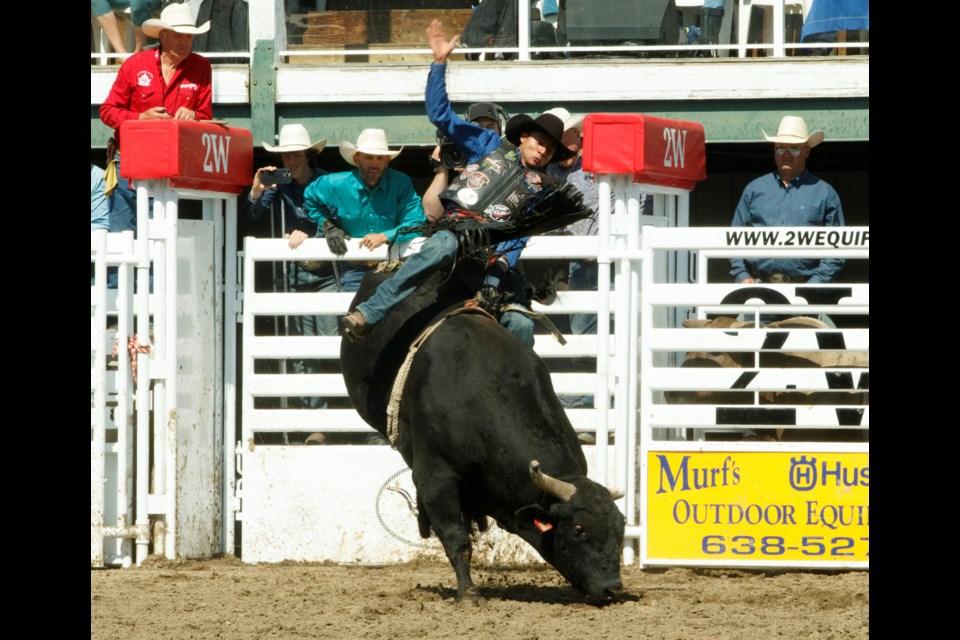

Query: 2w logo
202 133 231 174
663 127 688 169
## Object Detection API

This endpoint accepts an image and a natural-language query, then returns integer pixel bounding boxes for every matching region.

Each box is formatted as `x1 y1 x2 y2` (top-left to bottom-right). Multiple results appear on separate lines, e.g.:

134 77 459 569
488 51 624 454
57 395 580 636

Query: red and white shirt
100 48 213 148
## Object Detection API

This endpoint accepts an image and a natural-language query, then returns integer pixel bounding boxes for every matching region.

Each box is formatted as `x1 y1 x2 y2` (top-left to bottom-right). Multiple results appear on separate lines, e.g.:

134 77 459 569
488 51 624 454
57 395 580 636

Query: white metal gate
90 180 234 567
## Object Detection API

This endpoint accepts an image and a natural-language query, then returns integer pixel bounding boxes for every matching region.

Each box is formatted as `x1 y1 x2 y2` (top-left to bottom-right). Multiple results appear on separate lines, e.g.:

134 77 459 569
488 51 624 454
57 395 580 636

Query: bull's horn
607 486 624 500
529 460 577 502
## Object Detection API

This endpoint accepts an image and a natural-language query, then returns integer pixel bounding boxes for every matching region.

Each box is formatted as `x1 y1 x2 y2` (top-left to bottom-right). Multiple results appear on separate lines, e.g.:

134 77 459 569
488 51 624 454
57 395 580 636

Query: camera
260 168 292 185
436 131 468 170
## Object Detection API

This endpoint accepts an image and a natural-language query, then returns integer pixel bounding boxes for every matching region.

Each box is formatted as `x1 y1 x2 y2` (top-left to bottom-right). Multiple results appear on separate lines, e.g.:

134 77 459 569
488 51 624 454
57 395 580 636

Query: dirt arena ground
91 555 868 639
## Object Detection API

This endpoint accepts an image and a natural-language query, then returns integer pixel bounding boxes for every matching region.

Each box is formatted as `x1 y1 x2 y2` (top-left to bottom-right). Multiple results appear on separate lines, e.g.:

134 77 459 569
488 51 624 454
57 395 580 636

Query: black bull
340 268 626 602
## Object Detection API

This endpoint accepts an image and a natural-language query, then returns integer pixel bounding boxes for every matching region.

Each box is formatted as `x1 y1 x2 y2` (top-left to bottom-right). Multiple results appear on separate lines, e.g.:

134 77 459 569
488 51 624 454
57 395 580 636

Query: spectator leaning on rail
91 1 162 55
99 2 213 234
729 115 845 285
302 129 426 294
244 124 336 422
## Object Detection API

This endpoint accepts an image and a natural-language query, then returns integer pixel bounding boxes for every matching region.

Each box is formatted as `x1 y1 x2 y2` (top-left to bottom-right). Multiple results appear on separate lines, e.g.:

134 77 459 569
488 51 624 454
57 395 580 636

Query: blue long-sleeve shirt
425 62 527 272
244 167 327 235
426 62 501 165
729 170 845 283
303 168 425 244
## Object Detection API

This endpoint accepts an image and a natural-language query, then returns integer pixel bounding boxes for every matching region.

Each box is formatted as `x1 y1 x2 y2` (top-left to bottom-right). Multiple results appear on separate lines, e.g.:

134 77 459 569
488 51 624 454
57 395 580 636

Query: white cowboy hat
338 129 402 166
262 124 327 153
543 107 585 133
762 116 825 148
141 3 211 39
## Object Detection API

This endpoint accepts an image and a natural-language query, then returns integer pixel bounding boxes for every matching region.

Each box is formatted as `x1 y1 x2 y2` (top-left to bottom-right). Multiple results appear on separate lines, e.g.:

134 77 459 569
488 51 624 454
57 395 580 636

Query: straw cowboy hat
762 116 825 148
141 3 211 39
504 112 575 161
543 107 585 133
339 129 403 166
262 124 327 153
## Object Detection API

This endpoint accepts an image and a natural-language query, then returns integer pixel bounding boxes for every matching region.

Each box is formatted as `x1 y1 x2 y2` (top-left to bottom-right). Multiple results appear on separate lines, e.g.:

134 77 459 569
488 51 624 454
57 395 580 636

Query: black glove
474 285 502 315
322 220 347 256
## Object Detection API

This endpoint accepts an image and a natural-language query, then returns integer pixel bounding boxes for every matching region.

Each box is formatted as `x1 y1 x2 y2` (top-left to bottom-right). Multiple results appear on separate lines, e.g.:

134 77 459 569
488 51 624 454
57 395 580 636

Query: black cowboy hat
504 112 575 162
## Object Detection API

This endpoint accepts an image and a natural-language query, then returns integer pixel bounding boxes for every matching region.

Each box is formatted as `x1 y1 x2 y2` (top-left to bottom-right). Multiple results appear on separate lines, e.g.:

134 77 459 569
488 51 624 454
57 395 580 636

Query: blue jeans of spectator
568 259 598 336
109 153 138 234
287 264 339 409
337 263 370 293
563 259 604 408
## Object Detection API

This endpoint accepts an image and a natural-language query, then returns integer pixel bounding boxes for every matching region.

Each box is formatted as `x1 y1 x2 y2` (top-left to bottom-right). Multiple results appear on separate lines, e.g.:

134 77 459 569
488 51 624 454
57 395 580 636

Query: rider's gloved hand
474 285 502 315
322 220 348 256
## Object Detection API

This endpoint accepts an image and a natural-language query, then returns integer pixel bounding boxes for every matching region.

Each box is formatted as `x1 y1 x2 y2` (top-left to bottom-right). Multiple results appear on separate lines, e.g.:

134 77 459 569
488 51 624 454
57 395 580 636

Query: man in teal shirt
304 129 426 291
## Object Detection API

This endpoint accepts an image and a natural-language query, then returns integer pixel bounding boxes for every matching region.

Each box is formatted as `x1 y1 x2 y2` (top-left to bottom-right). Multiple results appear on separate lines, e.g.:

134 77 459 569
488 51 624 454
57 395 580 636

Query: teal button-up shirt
303 168 425 244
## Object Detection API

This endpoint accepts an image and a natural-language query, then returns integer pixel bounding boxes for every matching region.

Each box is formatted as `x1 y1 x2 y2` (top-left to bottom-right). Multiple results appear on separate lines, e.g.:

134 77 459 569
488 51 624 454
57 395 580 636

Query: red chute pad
582 113 706 191
119 120 253 195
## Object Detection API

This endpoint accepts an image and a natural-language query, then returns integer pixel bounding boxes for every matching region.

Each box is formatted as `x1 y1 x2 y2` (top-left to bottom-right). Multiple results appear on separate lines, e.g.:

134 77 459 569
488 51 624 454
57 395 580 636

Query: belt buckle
767 272 791 283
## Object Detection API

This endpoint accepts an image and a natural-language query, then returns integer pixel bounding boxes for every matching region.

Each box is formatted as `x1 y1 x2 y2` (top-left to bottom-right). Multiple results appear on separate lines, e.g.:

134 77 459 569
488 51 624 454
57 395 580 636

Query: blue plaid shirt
729 170 845 283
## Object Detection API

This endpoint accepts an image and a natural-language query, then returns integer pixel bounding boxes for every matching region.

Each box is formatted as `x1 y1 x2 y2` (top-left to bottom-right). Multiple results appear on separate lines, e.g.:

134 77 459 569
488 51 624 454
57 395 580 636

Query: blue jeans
562 259 606 408
501 309 534 348
337 263 370 293
568 259 599 336
357 231 458 324
108 153 138 234
286 264 339 409
356 230 535 347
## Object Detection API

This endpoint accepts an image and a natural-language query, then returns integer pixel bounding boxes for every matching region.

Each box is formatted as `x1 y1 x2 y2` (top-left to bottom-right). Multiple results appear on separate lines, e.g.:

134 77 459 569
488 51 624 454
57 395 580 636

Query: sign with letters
645 451 869 566
119 120 253 194
582 114 706 190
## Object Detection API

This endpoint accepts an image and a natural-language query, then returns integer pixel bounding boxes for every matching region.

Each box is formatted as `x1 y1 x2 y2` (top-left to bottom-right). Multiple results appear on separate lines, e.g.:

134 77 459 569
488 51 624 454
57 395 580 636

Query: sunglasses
775 147 802 157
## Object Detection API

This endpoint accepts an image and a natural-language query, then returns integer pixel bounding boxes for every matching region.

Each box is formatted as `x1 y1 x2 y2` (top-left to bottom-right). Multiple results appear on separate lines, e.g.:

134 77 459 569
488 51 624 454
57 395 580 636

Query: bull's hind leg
412 472 481 603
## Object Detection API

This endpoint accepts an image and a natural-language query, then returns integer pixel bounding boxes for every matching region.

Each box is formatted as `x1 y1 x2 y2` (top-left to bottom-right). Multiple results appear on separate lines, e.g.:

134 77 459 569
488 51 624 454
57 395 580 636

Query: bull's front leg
412 471 482 604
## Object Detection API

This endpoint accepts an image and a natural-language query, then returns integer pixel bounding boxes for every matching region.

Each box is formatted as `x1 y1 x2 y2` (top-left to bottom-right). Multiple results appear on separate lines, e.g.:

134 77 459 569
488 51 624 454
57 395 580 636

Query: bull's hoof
455 588 485 606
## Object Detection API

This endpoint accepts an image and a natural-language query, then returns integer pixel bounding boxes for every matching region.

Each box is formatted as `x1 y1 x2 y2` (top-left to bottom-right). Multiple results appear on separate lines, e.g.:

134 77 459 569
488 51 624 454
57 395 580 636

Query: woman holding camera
244 124 336 422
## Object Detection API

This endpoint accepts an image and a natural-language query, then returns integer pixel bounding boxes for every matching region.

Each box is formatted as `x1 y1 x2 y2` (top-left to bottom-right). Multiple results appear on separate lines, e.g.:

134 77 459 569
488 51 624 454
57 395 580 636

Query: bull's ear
516 504 554 531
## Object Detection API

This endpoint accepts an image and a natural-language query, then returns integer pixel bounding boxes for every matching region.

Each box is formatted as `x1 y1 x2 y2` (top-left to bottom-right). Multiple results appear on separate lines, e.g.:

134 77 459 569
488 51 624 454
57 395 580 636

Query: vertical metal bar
594 175 613 484
164 183 179 558
91 229 108 567
134 181 152 565
622 181 641 567
116 232 134 567
223 195 238 556
518 0 531 61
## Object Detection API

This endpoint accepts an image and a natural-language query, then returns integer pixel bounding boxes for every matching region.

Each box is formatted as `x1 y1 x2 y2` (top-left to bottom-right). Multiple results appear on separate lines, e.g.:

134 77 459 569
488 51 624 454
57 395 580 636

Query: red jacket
100 48 213 147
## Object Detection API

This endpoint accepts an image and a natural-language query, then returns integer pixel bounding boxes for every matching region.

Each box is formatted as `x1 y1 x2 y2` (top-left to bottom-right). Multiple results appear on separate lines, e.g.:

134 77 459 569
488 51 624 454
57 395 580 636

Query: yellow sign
646 452 869 564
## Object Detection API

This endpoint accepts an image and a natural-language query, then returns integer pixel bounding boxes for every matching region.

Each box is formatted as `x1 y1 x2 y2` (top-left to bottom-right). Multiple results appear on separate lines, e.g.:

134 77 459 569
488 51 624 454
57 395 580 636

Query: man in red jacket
99 3 213 233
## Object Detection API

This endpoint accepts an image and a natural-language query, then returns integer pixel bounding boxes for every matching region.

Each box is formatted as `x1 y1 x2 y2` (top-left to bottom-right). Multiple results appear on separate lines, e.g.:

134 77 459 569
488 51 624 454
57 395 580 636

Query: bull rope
385 306 497 447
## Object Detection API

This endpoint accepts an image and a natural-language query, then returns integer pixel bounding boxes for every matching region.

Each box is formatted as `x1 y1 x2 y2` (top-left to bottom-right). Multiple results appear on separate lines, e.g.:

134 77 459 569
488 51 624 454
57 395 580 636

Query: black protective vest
439 142 560 223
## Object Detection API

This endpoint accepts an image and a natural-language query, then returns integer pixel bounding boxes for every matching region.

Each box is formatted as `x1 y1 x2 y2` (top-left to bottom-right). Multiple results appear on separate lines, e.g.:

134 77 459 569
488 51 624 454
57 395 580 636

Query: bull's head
516 460 626 601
